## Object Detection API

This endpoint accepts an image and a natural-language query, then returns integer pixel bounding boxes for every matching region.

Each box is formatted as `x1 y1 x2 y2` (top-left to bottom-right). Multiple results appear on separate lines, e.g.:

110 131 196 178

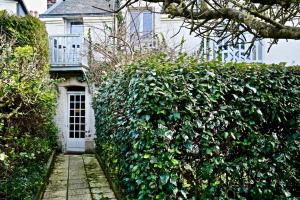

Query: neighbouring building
40 0 300 153
0 0 28 16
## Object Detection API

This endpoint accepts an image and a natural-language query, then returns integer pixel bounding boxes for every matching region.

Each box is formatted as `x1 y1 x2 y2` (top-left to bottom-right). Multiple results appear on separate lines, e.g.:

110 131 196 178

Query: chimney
47 0 57 9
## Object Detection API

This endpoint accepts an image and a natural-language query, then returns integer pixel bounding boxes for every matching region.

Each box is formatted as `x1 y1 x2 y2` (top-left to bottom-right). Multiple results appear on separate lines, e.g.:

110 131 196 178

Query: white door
67 92 86 152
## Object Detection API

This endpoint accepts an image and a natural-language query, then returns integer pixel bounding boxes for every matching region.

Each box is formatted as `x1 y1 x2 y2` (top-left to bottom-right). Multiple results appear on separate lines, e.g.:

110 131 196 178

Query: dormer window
65 19 84 35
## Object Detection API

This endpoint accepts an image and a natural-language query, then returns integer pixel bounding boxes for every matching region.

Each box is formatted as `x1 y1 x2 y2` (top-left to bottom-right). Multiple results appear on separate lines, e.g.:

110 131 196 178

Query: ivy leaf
184 164 193 171
230 132 236 140
257 109 263 117
0 153 7 161
171 159 179 165
283 190 291 197
173 112 181 120
246 84 257 93
144 153 151 159
160 174 170 185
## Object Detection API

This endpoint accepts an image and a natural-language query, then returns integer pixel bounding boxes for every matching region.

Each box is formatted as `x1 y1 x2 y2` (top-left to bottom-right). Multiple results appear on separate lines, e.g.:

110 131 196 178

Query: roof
40 0 113 18
16 0 28 14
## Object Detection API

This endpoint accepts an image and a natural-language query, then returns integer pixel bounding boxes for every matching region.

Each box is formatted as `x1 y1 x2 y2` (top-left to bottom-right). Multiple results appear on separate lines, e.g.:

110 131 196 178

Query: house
40 0 300 153
0 0 28 16
40 0 115 153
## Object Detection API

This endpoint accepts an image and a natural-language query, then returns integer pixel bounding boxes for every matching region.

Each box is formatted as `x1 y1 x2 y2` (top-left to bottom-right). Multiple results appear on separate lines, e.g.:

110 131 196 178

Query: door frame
66 91 86 152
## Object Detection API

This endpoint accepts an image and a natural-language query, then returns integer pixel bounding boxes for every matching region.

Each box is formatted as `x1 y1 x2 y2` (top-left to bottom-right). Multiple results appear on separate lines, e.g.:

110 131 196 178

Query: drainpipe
112 0 116 55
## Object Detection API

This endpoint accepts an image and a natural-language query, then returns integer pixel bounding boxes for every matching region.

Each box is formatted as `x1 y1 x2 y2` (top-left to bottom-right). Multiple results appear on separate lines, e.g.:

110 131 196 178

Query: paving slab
42 154 116 200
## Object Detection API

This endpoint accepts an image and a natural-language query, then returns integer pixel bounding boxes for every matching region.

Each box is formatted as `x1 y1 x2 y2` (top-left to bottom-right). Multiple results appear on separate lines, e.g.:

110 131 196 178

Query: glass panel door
69 93 85 139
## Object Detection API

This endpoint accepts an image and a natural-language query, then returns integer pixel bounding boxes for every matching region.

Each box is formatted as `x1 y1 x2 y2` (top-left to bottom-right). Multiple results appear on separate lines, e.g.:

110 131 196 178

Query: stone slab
42 154 116 200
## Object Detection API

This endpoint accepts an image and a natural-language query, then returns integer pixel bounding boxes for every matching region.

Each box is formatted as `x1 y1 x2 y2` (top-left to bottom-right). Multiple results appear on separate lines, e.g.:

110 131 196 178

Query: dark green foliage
0 13 57 199
0 10 48 68
94 54 300 199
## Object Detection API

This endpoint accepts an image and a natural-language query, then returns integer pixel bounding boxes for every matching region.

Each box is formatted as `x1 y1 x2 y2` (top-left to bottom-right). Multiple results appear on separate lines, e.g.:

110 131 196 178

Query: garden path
42 154 116 200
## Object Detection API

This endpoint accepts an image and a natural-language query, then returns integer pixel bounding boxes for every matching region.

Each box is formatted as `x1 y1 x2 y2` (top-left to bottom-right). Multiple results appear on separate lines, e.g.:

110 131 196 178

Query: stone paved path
42 154 116 200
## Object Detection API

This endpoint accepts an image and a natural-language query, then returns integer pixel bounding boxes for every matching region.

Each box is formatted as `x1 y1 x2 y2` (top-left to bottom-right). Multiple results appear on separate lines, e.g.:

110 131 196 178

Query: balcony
49 34 87 71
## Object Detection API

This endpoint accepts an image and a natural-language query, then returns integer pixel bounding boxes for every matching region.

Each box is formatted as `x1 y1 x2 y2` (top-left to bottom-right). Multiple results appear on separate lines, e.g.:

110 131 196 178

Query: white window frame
205 35 263 63
128 8 155 45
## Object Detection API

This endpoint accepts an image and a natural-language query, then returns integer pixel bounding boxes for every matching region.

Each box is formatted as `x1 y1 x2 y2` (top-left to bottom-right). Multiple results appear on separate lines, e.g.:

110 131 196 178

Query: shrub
0 13 57 199
94 54 300 199
0 10 48 68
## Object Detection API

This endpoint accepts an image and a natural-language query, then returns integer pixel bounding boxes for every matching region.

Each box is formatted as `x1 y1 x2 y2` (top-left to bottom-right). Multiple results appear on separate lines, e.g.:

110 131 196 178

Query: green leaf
173 112 181 120
144 153 151 159
160 174 170 185
230 132 236 140
171 159 179 165
184 164 192 171
257 109 263 116
246 84 257 93
283 190 291 197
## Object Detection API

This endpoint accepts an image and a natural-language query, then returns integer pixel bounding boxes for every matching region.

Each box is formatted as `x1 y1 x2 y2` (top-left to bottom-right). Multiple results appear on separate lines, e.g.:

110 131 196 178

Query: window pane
81 132 85 138
143 11 153 37
129 11 140 36
70 132 74 138
258 42 263 61
71 22 84 34
252 45 257 60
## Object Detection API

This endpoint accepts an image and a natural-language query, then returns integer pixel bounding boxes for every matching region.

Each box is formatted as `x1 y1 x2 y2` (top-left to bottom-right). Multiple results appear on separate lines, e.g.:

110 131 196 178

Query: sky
24 0 47 14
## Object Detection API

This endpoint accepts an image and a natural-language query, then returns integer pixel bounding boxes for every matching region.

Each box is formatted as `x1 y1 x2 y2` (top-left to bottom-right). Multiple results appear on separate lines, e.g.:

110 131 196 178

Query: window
129 9 154 41
70 21 84 34
208 36 263 63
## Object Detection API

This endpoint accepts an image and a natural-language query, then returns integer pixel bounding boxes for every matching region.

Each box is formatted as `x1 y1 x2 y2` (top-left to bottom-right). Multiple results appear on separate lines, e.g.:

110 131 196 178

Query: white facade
0 0 27 16
54 78 96 152
121 1 300 65
41 13 111 152
0 0 17 14
263 39 300 65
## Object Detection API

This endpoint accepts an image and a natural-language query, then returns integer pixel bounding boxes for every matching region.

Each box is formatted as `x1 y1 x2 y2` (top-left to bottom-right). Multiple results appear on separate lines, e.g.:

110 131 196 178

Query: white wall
121 1 300 65
54 78 95 152
42 18 65 35
0 0 17 14
41 16 113 39
42 16 104 152
263 39 300 65
158 15 202 54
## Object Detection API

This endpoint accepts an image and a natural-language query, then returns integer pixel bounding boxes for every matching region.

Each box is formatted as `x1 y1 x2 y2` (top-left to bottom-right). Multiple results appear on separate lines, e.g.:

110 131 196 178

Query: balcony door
70 21 84 35
68 21 84 64
67 91 86 152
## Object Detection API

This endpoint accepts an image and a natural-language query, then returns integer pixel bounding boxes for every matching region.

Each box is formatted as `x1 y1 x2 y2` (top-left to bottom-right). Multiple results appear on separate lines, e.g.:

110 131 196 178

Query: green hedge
0 10 48 68
94 54 300 199
0 13 57 199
